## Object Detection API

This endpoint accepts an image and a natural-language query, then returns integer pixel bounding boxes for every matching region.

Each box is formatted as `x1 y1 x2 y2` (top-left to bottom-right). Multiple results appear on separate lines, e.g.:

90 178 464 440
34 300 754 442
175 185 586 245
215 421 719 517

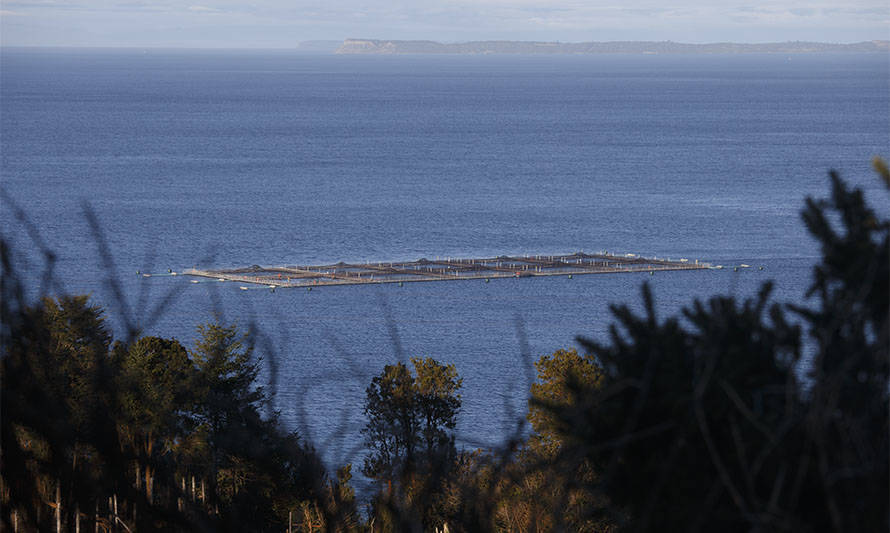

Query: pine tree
118 336 195 504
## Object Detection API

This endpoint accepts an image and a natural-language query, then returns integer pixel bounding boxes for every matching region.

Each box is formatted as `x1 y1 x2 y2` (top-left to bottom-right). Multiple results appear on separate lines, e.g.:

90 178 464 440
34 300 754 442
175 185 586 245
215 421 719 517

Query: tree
363 361 418 483
1 295 122 530
36 295 115 441
189 321 265 502
543 162 888 531
191 321 265 435
550 281 806 531
188 320 332 532
473 348 613 532
528 347 603 458
792 162 889 530
496 348 613 532
362 357 462 483
117 336 195 504
0 257 336 531
362 357 462 529
412 357 462 465
190 321 268 524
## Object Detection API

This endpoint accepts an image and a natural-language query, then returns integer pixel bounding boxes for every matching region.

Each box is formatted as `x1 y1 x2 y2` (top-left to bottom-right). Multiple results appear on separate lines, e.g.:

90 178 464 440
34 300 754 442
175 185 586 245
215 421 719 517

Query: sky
1 0 888 48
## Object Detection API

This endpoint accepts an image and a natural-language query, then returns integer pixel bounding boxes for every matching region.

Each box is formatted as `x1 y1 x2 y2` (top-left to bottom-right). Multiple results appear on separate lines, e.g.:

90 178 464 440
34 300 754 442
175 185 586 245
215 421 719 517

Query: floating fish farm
178 252 714 290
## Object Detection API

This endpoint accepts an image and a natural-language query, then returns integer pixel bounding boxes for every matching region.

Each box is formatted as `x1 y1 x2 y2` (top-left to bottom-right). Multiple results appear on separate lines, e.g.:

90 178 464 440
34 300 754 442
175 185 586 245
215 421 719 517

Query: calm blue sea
2 49 888 486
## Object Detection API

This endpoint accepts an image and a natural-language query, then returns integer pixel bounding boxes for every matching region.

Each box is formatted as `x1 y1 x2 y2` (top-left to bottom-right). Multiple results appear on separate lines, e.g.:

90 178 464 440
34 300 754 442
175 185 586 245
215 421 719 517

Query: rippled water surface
2 49 888 478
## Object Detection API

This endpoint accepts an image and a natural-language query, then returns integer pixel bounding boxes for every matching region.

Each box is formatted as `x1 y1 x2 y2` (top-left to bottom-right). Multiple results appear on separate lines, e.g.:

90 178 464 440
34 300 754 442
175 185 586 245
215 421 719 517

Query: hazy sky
1 0 888 47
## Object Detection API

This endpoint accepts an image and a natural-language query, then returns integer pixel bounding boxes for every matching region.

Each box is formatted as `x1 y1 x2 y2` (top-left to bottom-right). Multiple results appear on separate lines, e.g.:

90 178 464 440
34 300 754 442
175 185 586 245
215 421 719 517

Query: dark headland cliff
335 39 890 54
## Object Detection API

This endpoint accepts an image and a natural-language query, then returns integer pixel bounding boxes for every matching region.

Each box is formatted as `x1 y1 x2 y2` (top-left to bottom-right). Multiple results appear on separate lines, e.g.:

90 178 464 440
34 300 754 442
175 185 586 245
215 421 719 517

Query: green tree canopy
362 357 462 483
528 347 604 458
362 357 462 529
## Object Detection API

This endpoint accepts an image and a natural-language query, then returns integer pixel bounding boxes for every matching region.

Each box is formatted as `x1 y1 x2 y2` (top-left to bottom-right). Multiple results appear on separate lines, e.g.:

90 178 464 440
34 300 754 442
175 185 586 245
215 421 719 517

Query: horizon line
2 38 889 51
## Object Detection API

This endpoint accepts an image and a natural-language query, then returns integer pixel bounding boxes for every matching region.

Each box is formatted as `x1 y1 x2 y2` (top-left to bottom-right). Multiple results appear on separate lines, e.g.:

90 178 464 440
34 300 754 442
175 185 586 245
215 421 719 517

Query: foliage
1 293 127 531
466 348 614 532
191 322 265 434
790 161 889 530
362 357 462 483
0 288 347 531
540 162 889 531
3 160 887 532
362 357 462 529
528 347 604 458
117 336 195 506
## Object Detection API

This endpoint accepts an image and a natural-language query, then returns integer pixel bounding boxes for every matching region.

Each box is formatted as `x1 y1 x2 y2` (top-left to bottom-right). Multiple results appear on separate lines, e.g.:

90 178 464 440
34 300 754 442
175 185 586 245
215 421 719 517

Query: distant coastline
335 38 890 55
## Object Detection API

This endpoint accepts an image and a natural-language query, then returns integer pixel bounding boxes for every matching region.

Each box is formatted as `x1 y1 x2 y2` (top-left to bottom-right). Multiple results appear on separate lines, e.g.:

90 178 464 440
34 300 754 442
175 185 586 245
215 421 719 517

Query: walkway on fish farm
182 252 713 290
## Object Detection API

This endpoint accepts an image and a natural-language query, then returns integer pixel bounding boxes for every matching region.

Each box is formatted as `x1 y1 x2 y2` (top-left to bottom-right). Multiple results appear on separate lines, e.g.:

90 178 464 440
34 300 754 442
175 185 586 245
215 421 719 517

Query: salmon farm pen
178 252 716 290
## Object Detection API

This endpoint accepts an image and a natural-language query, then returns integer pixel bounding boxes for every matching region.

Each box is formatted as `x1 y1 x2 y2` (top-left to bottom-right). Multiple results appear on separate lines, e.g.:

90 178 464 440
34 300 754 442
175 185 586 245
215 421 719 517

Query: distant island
336 39 890 55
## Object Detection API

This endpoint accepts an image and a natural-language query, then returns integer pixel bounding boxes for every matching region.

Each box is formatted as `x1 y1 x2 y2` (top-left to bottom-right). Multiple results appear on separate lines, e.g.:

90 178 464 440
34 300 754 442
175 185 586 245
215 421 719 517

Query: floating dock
183 252 712 289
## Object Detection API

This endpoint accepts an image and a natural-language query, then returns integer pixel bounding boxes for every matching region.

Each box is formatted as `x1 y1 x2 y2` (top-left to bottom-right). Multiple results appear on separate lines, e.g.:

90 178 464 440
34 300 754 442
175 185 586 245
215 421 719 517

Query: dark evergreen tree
118 336 195 504
791 163 889 531
189 321 331 532
543 163 888 531
1 294 124 531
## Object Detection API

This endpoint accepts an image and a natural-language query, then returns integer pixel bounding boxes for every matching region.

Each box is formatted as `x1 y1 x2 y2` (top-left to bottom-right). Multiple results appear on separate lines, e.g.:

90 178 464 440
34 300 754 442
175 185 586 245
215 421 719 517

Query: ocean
2 48 888 485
